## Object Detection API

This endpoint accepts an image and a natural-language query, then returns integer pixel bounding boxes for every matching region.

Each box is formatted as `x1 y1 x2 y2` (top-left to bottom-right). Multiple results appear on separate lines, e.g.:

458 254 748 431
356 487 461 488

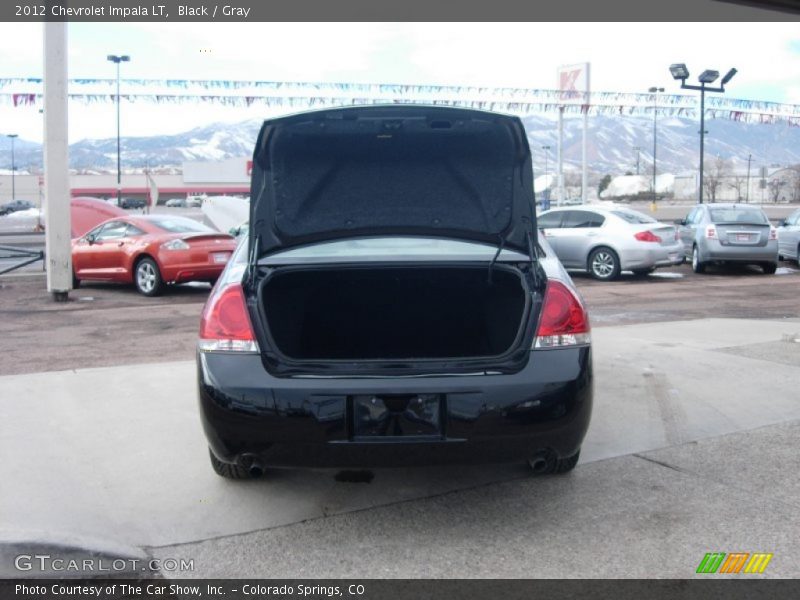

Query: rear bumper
621 242 685 270
160 263 226 283
701 240 778 263
197 347 593 468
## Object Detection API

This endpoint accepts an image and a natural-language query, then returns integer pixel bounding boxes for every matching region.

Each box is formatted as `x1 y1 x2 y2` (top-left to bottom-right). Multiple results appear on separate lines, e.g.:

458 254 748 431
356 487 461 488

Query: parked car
185 195 205 208
777 208 800 265
0 199 34 216
197 106 593 479
536 206 684 280
72 215 237 295
120 197 146 209
165 198 187 208
676 204 778 274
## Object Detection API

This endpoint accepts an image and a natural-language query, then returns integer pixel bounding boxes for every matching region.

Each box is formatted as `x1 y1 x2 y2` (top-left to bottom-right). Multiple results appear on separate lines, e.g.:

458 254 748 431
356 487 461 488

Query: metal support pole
653 96 657 203
746 154 752 203
8 134 17 199
116 61 121 202
699 85 706 204
582 107 588 204
557 106 564 206
43 22 72 301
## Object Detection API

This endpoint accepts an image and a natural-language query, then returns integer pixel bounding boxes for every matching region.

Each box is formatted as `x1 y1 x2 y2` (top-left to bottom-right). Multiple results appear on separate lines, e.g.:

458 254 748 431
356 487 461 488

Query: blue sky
1 22 799 143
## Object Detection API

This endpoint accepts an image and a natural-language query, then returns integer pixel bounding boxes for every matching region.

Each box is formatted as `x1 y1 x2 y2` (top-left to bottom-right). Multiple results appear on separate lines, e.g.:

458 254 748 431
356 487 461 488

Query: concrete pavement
1 317 799 576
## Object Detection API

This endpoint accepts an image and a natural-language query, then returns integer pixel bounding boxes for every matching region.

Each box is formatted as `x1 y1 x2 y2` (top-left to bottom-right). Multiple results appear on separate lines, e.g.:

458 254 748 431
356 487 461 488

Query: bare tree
563 172 582 201
789 165 800 203
727 174 748 202
703 156 733 203
768 177 786 203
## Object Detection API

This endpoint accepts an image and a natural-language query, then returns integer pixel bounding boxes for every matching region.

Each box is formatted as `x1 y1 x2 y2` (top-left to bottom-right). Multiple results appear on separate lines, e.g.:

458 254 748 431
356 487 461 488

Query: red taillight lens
199 284 258 352
634 230 661 243
706 225 717 239
769 226 777 240
534 280 591 349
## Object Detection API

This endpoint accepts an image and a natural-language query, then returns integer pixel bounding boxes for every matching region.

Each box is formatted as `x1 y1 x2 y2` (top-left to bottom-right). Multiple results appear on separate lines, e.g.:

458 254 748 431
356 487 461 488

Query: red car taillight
634 230 661 243
706 225 717 239
198 284 259 353
534 280 591 349
769 226 777 240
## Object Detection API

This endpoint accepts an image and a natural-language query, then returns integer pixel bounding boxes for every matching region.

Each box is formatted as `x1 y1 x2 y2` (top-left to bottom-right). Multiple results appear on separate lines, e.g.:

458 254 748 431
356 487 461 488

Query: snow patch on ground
776 267 799 275
3 208 41 219
649 271 685 279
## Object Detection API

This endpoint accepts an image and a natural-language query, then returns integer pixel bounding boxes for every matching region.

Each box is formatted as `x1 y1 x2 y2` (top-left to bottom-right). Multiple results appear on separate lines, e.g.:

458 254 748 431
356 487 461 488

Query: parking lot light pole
7 134 18 199
107 54 130 203
669 64 737 204
634 146 641 175
648 87 664 208
542 145 550 206
746 153 752 203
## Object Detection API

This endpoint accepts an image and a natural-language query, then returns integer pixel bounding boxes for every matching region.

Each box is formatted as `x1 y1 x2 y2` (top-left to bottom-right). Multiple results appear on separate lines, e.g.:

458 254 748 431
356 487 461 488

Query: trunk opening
260 265 528 361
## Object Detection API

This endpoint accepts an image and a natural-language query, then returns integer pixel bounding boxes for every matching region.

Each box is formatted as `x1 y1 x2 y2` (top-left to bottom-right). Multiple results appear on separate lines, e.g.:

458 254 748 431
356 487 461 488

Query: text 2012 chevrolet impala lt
197 106 593 478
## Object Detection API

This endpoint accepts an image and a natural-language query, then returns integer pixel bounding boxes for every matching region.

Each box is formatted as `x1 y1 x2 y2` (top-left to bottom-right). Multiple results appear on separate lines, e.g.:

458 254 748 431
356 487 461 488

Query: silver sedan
537 206 684 281
676 203 778 274
777 208 800 265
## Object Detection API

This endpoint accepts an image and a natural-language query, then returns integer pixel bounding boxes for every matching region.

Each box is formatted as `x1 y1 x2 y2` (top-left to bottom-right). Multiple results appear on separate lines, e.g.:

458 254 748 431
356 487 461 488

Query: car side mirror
86 234 96 245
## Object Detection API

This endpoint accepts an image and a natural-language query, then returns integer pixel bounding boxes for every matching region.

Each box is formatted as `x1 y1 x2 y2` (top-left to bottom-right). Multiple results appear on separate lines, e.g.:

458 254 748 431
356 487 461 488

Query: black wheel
761 262 777 275
134 257 164 296
588 247 621 281
528 449 580 475
209 449 257 480
72 269 80 289
691 245 706 274
632 268 655 277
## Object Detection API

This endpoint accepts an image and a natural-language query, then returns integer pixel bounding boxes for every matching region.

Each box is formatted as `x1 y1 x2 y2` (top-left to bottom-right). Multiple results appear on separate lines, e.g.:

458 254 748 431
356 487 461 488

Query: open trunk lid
248 105 536 257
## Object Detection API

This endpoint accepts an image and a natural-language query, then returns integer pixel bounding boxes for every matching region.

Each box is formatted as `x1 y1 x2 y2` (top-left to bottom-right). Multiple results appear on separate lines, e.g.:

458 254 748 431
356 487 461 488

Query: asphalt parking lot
1 250 799 578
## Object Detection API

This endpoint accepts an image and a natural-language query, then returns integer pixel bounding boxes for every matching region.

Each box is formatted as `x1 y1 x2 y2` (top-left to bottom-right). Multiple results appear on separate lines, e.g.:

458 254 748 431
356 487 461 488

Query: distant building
0 157 252 204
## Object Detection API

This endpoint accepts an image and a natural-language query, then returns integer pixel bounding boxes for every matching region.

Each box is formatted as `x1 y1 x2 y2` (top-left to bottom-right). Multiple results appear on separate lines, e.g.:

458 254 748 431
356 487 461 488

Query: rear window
148 217 215 233
611 210 657 224
709 208 769 225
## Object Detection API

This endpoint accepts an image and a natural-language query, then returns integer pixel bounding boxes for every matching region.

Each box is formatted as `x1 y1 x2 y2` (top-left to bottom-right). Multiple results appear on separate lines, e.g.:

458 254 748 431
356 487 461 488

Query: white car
777 208 800 265
537 206 685 280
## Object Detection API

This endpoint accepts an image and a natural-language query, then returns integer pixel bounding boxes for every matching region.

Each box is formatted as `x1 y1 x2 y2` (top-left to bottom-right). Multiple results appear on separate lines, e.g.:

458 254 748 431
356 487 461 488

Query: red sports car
72 215 238 296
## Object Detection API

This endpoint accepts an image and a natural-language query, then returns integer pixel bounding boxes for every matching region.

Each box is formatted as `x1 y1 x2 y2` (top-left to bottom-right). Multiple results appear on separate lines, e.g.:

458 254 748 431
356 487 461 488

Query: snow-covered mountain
4 114 800 175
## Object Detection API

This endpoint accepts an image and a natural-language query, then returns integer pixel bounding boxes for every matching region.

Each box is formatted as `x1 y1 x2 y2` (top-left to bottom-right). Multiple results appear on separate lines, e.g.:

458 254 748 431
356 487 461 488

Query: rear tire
134 257 164 297
528 449 580 475
209 449 257 480
762 262 777 275
691 246 706 274
588 247 620 281
72 270 80 289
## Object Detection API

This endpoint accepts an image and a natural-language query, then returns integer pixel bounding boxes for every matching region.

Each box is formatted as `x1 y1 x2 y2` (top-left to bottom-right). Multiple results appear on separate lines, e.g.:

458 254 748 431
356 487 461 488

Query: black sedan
197 106 593 479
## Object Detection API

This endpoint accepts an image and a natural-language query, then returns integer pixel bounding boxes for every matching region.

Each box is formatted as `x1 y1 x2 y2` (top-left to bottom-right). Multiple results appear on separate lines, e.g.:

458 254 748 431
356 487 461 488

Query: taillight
674 229 680 241
634 230 661 243
534 280 591 349
706 225 717 239
198 284 259 352
769 226 777 240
